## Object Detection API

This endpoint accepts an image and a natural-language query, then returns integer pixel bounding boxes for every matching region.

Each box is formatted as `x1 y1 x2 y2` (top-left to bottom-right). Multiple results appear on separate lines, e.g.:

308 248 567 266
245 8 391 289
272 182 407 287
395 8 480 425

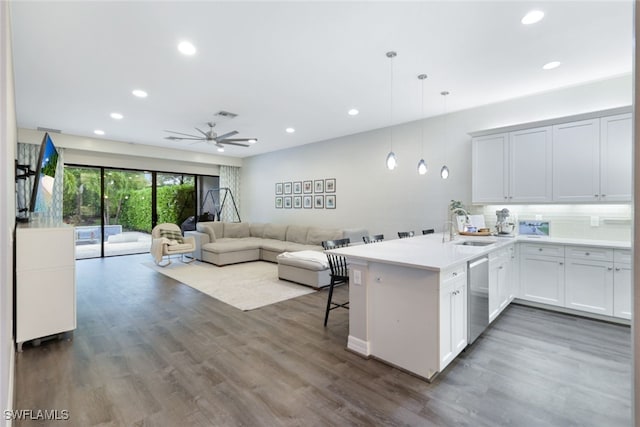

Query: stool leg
324 279 335 327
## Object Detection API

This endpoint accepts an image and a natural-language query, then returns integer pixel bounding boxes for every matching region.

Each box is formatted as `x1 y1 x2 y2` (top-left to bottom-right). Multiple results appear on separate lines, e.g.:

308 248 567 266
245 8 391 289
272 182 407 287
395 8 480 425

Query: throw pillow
160 229 184 243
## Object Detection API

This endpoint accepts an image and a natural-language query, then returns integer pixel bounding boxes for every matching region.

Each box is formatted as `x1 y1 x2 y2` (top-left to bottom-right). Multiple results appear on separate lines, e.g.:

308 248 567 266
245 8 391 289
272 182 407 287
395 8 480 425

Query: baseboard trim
347 335 370 356
5 341 14 427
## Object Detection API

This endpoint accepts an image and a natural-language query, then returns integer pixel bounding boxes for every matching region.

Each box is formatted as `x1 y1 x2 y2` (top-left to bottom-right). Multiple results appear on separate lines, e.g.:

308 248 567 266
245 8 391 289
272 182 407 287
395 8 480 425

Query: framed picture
275 183 283 195
314 195 324 209
284 196 292 208
284 182 292 194
293 196 302 209
314 179 324 193
325 178 336 193
303 195 312 209
303 180 313 194
325 194 336 209
275 197 283 208
293 181 302 194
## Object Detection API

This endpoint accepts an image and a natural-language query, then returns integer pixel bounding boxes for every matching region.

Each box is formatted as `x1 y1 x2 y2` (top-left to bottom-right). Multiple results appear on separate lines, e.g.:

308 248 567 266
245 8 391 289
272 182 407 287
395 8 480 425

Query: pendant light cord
389 54 394 151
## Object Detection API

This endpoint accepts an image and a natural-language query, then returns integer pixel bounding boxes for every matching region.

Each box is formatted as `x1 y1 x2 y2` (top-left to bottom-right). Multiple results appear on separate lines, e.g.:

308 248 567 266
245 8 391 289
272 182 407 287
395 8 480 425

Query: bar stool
321 238 350 326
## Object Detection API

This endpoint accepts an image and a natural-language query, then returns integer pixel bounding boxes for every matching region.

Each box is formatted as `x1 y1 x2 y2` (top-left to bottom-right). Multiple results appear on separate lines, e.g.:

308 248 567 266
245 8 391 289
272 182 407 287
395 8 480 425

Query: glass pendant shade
417 159 427 175
440 165 450 179
386 151 397 170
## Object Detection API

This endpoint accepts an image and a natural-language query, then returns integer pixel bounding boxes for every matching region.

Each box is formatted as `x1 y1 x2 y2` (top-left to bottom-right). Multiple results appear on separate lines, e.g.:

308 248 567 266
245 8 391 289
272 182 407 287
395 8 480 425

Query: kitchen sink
455 240 495 247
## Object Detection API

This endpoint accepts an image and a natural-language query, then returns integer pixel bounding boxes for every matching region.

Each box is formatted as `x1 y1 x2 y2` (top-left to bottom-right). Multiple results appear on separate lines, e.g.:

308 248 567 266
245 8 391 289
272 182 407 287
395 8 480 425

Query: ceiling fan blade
219 141 250 147
164 136 203 141
221 138 256 142
195 127 209 137
164 130 202 138
216 130 238 140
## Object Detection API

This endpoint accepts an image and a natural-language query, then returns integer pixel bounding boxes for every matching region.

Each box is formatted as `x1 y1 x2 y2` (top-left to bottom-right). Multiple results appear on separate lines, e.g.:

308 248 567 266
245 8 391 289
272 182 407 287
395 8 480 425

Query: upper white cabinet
600 113 632 202
472 133 508 203
552 119 601 202
471 108 631 204
472 127 552 203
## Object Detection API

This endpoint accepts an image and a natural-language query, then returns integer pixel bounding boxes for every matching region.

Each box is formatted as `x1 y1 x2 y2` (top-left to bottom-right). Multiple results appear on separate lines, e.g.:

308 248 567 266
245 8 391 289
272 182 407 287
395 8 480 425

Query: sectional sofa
188 221 367 288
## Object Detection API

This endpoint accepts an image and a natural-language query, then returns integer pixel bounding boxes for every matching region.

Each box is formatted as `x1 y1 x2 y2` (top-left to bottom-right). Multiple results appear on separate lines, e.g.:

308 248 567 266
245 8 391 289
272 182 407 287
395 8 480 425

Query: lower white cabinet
489 246 513 323
519 244 565 307
565 259 614 316
613 249 632 319
439 267 467 370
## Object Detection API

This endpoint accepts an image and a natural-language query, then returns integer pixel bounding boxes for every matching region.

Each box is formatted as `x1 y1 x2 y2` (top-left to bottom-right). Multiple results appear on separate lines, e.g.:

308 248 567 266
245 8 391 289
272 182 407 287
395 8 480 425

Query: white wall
1 1 16 422
241 74 632 240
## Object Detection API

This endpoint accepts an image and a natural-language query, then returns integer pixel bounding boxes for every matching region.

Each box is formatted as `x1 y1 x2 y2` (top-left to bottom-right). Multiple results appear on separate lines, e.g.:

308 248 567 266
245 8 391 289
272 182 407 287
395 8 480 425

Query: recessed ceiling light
110 112 123 120
521 10 544 25
542 61 561 70
286 127 295 133
94 130 105 135
217 146 225 152
132 89 148 98
248 139 258 144
178 41 196 55
348 108 359 116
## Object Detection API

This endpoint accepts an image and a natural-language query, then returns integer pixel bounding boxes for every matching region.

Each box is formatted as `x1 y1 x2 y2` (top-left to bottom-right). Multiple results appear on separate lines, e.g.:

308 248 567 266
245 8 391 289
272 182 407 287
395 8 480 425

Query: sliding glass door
63 166 102 259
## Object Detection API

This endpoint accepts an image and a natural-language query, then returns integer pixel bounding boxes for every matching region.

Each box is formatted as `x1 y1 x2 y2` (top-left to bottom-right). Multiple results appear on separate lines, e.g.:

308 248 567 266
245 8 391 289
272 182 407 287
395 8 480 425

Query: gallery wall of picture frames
275 178 336 209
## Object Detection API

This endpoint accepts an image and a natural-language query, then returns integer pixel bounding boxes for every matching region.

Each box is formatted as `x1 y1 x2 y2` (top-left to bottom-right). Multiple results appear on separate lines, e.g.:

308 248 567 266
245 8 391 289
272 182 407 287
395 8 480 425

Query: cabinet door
472 133 508 203
565 259 614 316
600 114 632 202
613 263 632 319
552 119 600 202
509 126 553 202
440 274 467 370
520 255 565 306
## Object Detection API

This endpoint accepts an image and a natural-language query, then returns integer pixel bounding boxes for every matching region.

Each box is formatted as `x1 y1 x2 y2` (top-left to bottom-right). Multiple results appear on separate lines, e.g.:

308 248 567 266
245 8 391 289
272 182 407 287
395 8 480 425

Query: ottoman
277 250 331 289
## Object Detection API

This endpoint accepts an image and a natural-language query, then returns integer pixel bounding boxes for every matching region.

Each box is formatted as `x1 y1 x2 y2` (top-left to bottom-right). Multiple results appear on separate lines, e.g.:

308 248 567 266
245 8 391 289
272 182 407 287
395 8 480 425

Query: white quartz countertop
327 233 630 272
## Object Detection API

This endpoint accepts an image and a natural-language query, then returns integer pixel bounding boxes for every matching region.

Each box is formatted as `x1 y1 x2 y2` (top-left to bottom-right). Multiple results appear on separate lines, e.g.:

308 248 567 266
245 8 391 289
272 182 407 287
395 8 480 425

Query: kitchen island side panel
367 262 440 380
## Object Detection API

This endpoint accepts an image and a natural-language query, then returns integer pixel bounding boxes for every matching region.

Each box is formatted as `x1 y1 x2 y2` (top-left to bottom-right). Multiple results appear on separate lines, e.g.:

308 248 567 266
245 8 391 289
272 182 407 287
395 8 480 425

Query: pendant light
417 74 428 175
440 91 450 179
385 51 397 170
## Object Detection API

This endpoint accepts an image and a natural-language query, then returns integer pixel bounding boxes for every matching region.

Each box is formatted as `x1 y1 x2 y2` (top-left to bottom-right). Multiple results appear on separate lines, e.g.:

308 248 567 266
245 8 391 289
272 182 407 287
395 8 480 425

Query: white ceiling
9 1 633 158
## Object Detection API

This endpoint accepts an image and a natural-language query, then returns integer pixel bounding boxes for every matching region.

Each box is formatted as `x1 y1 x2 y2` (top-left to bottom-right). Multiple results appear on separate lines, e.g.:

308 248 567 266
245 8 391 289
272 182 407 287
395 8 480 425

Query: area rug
143 260 315 311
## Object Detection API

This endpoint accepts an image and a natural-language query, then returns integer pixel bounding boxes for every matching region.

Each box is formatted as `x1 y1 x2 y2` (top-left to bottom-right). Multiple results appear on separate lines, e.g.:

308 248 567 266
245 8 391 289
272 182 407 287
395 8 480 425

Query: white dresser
15 223 76 351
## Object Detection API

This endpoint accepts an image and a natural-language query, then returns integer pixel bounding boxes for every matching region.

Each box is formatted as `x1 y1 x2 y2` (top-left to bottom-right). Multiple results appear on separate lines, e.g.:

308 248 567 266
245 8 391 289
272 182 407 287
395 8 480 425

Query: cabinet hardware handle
602 194 606 197
452 272 457 276
608 267 613 271
615 267 621 271
559 262 564 265
499 266 504 269
504 196 508 200
538 248 543 252
594 194 599 198
585 252 590 256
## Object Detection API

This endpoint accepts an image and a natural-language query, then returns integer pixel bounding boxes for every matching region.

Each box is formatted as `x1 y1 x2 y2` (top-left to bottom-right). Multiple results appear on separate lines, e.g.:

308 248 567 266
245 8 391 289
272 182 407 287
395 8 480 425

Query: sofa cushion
250 223 266 238
306 227 343 245
224 222 250 238
264 224 288 240
285 225 309 244
202 238 261 254
196 221 222 242
259 238 290 253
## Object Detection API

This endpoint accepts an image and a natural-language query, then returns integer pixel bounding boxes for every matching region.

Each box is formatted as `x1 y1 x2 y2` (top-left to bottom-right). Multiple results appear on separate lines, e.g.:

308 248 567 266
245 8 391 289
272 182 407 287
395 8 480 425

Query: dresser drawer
565 246 613 262
519 243 564 258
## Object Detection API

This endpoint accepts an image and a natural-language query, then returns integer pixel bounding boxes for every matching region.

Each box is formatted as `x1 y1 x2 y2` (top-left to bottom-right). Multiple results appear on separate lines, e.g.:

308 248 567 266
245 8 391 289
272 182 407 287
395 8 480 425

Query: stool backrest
397 231 415 239
363 234 384 244
322 238 350 278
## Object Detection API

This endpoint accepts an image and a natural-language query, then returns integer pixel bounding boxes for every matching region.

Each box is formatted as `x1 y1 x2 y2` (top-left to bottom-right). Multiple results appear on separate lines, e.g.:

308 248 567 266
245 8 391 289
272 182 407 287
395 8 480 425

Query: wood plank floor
14 254 631 426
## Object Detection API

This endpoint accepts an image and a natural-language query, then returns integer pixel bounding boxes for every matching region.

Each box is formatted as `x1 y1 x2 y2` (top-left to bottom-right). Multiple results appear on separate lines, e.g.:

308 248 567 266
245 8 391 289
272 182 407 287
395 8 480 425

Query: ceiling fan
164 122 257 151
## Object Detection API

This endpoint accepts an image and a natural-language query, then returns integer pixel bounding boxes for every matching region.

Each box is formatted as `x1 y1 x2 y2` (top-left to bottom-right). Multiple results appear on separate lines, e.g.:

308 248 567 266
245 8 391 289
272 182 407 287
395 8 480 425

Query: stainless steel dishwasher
467 256 489 345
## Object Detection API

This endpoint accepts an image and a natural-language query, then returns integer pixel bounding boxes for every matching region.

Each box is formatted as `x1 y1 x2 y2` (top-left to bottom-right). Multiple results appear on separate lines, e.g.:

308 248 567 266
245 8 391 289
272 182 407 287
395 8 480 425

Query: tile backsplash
477 204 632 242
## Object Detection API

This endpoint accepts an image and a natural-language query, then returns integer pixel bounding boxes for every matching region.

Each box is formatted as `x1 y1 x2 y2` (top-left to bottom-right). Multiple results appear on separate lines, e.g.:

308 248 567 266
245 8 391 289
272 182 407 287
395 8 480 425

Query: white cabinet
472 133 508 203
16 224 76 351
519 243 565 307
600 114 632 202
564 247 614 316
489 246 513 323
552 119 601 202
439 265 467 370
613 250 632 319
472 127 552 203
552 114 632 203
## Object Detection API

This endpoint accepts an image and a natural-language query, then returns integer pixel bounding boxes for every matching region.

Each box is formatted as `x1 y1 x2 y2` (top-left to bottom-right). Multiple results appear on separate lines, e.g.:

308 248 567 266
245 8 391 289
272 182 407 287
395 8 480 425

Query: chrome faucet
442 220 456 243
443 208 470 243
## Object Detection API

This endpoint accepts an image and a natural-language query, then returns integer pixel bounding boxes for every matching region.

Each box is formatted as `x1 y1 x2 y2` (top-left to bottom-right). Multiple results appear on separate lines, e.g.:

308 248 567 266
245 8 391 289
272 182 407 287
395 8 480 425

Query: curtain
219 165 240 222
16 142 64 223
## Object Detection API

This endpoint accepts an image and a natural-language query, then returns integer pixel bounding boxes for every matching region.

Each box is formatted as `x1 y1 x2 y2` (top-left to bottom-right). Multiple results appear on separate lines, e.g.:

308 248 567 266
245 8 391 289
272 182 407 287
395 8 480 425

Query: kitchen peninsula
328 233 630 382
